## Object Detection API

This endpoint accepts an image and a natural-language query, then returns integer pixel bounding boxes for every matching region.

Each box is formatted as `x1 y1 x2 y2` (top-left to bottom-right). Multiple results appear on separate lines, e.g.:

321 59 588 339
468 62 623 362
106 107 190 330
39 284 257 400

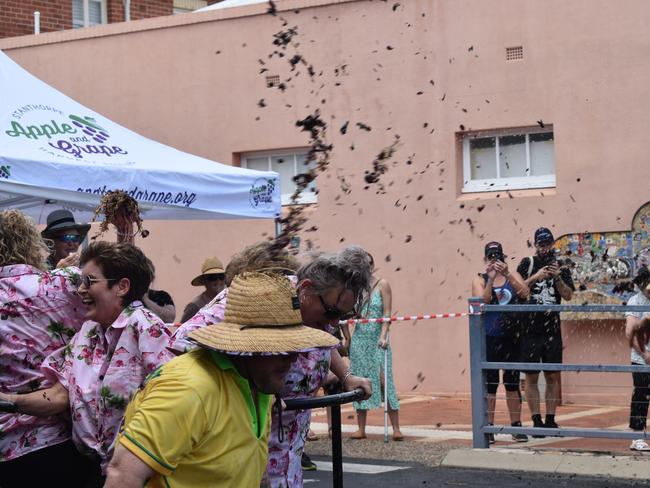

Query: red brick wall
0 1 72 38
0 0 173 39
107 0 173 24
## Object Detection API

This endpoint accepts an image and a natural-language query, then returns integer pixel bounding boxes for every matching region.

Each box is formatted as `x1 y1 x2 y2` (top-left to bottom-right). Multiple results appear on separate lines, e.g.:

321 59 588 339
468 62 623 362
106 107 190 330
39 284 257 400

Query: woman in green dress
348 255 402 440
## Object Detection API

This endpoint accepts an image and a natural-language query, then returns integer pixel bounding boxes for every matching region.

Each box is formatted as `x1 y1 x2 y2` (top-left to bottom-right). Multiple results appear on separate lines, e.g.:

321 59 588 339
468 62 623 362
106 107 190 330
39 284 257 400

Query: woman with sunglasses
0 241 175 485
348 253 403 441
0 210 89 487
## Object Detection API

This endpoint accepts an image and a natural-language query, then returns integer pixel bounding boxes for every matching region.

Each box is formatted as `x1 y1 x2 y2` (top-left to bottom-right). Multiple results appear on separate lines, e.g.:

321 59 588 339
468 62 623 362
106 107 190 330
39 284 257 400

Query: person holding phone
472 241 530 443
516 227 574 437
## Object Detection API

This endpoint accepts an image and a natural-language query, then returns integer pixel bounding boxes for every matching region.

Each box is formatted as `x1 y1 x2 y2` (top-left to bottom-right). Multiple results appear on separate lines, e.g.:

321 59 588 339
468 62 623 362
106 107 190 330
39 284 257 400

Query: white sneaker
630 439 650 451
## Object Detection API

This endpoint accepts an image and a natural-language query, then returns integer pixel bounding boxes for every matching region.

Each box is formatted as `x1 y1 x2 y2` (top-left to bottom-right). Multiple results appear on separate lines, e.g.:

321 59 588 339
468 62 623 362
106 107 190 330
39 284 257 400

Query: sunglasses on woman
56 234 82 243
318 294 357 321
80 275 116 289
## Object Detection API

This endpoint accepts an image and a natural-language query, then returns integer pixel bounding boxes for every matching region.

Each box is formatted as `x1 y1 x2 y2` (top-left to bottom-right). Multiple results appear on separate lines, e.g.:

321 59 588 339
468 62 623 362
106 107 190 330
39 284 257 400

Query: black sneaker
545 419 560 435
510 421 528 442
301 452 317 471
532 416 546 438
486 423 496 444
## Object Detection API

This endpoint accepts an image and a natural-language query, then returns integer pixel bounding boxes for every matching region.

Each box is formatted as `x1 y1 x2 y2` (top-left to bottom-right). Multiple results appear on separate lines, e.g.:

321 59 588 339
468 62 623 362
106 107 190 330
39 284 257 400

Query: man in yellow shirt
104 272 339 488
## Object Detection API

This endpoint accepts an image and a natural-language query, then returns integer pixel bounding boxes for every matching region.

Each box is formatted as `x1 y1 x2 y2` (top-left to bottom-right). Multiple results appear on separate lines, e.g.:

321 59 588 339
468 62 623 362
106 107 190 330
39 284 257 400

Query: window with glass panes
72 0 106 28
242 150 317 205
462 127 555 192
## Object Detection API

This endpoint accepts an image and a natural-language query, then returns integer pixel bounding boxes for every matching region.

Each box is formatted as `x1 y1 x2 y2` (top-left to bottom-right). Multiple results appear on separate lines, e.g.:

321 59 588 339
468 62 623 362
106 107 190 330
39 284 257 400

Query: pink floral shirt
168 288 227 353
43 301 174 471
0 264 86 462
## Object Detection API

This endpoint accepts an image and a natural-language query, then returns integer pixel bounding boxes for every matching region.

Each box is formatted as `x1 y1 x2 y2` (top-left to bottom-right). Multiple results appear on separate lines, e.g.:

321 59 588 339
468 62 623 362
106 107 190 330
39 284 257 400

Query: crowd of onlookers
474 227 650 451
0 208 403 487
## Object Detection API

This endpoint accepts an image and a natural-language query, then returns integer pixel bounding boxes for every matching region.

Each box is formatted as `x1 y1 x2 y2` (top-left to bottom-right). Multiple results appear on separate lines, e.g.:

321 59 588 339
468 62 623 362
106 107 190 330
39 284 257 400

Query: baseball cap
534 227 555 245
484 241 504 259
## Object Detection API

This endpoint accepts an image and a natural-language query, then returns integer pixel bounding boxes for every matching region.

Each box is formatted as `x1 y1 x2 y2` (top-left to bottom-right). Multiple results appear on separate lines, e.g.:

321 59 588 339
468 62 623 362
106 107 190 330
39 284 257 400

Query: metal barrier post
284 389 363 488
468 297 488 448
330 403 344 488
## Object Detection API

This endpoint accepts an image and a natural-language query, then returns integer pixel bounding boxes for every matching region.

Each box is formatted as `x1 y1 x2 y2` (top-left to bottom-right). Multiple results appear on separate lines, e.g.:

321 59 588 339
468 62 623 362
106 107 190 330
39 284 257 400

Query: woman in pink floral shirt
0 241 174 485
0 210 88 488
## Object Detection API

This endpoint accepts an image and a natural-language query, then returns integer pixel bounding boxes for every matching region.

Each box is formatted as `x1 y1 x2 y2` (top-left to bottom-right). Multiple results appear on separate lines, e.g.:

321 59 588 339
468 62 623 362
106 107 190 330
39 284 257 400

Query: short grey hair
298 245 373 306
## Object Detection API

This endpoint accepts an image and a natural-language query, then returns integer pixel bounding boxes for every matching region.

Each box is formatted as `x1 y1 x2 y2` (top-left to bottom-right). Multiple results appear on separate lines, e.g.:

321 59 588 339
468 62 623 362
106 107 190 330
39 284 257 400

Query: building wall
0 0 173 39
1 0 647 400
1 1 72 38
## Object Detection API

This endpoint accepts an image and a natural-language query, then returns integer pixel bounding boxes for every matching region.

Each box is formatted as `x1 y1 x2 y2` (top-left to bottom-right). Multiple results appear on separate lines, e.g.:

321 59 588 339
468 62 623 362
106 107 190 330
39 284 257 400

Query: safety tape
340 312 471 325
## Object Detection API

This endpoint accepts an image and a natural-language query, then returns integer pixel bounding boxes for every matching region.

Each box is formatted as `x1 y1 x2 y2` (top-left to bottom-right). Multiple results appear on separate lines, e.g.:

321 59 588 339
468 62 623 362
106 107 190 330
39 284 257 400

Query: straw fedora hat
191 257 226 286
188 272 339 354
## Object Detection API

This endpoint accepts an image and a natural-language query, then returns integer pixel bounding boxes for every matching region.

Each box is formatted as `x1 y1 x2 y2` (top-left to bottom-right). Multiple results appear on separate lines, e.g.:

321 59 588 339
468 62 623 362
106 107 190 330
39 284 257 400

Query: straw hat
188 272 339 355
191 257 226 286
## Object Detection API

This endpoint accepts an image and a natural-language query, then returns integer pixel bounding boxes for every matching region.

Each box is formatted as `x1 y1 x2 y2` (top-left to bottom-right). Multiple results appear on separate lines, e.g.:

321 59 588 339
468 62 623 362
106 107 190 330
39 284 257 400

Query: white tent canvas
0 50 281 223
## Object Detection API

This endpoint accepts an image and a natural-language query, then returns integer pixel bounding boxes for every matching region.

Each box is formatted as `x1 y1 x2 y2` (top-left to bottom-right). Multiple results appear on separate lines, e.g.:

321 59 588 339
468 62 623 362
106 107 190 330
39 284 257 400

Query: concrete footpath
305 394 650 481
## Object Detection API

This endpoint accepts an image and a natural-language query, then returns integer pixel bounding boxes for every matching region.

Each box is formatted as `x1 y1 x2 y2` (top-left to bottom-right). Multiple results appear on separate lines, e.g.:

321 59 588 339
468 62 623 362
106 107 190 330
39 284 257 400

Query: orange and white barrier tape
340 312 470 325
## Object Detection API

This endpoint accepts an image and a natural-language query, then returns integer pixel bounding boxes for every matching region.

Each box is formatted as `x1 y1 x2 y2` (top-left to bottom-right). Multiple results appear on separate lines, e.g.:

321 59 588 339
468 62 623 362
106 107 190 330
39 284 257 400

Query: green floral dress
349 289 399 410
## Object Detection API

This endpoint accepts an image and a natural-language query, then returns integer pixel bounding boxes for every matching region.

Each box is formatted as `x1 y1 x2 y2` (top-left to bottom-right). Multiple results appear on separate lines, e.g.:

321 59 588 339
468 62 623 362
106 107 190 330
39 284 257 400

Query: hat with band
191 257 226 286
484 241 504 259
534 227 555 245
41 210 91 240
188 272 339 355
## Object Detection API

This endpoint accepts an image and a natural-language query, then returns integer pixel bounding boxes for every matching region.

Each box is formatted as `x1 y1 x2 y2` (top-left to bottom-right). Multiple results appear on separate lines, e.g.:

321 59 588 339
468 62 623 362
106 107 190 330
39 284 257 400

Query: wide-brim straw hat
188 272 339 355
191 256 226 286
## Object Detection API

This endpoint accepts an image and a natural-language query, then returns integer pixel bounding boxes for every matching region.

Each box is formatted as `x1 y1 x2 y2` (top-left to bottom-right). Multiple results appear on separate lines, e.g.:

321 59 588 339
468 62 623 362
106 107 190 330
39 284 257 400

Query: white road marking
309 422 473 440
313 460 410 474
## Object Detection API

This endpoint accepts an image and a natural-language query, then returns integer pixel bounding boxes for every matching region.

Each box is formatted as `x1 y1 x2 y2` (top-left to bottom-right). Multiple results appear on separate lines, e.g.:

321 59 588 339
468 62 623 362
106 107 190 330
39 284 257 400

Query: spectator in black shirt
516 227 574 436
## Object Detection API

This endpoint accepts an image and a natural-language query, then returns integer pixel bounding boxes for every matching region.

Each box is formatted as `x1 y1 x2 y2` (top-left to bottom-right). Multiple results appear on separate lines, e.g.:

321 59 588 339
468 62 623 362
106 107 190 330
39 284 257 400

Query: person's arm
626 315 644 350
503 268 530 301
378 280 392 349
549 265 574 301
329 348 372 399
0 382 68 417
179 302 199 324
340 323 351 351
105 443 155 488
472 273 493 304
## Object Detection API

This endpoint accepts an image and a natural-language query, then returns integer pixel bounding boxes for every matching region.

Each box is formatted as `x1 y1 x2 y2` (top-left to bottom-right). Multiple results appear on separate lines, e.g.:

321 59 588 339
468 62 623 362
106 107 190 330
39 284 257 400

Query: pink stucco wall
2 0 648 401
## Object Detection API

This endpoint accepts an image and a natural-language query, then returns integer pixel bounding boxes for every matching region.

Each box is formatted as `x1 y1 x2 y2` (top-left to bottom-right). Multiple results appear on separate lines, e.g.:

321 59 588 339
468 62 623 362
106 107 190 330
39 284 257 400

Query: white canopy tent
0 50 281 224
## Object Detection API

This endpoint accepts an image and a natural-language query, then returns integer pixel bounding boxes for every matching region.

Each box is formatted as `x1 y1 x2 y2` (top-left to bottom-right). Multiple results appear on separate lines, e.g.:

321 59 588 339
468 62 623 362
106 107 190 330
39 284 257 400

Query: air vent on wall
506 46 524 61
266 75 280 87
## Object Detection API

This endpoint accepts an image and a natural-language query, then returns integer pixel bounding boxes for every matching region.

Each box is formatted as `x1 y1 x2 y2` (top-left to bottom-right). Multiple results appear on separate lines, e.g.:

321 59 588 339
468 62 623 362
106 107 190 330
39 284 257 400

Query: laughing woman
0 242 174 485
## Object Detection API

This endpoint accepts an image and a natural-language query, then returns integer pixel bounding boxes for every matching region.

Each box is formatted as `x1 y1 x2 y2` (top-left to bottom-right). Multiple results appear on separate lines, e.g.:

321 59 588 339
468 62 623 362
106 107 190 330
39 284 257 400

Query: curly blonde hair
225 241 301 285
0 210 50 271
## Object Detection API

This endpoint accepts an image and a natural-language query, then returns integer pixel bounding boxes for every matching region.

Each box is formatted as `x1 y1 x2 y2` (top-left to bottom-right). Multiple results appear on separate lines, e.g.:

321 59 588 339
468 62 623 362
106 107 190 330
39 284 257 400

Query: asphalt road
304 456 645 488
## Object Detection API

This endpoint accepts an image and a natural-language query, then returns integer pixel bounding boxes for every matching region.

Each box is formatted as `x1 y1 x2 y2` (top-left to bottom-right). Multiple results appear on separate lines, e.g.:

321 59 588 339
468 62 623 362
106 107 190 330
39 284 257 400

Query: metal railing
284 388 364 488
468 298 650 448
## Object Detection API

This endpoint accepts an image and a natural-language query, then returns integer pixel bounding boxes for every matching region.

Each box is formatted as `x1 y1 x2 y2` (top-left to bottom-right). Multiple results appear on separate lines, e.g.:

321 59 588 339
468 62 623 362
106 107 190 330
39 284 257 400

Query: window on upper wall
242 150 317 205
72 0 106 28
461 126 555 193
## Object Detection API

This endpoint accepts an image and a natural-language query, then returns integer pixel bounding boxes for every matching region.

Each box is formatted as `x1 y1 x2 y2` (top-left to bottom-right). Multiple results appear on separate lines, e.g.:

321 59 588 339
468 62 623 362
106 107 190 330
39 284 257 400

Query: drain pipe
34 11 40 34
124 0 131 21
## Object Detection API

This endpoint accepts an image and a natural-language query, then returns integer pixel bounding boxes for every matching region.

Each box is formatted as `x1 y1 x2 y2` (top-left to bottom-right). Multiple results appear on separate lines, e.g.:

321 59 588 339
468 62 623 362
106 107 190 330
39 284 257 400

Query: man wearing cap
41 209 90 269
516 227 574 436
104 272 339 488
180 257 226 323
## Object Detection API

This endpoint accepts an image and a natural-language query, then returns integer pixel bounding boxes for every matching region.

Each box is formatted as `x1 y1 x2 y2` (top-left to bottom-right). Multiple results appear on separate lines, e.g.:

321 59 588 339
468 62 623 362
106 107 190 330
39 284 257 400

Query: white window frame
72 0 107 29
241 149 317 206
462 127 556 193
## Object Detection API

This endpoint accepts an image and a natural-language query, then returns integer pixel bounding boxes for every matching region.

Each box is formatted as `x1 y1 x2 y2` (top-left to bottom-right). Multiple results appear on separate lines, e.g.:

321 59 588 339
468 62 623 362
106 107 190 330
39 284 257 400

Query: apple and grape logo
69 115 110 144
